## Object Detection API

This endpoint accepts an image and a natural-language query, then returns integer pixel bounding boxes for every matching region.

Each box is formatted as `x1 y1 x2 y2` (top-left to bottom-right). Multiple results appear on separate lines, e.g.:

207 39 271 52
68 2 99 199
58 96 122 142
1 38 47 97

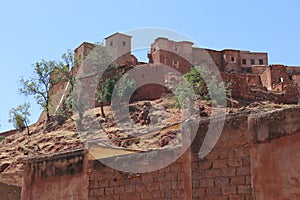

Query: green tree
96 78 115 118
19 60 60 122
8 103 31 134
115 74 136 98
175 66 231 107
84 44 114 119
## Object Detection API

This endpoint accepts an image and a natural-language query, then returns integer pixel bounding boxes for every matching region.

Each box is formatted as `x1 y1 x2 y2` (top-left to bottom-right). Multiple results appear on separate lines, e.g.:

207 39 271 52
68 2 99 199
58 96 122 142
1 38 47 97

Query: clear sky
0 0 300 131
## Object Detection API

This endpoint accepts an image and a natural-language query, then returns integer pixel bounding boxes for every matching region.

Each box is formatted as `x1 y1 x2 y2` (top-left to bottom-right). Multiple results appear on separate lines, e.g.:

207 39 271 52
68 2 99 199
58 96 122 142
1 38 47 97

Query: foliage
0 136 5 142
8 103 31 134
19 60 60 121
115 74 136 98
174 66 232 108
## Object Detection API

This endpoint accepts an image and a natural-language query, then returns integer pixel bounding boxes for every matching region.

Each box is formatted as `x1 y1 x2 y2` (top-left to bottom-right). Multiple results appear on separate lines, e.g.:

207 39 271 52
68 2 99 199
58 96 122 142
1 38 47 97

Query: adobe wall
88 155 185 200
21 149 88 200
270 64 291 86
150 49 192 74
221 50 242 72
190 113 253 199
0 182 21 200
259 67 271 90
249 107 300 200
21 107 300 199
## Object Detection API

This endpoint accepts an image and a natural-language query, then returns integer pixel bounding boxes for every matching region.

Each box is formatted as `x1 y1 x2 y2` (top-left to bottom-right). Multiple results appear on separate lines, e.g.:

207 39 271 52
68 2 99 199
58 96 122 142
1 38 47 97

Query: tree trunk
100 102 106 118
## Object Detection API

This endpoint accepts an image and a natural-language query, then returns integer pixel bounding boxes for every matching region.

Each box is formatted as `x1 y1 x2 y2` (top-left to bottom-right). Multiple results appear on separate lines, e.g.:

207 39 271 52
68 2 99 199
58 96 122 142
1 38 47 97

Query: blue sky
0 0 300 131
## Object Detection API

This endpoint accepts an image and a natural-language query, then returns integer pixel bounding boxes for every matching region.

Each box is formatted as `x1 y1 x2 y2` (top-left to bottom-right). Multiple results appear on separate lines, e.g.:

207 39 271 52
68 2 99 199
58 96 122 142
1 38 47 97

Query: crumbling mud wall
20 107 300 200
0 182 21 200
21 149 88 200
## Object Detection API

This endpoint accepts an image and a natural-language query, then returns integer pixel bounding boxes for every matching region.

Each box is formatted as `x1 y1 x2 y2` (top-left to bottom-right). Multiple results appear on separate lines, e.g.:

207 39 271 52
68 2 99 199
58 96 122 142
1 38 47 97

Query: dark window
289 75 293 81
251 59 255 65
122 41 126 46
259 59 264 65
110 41 113 46
231 56 235 62
173 61 179 68
242 59 247 65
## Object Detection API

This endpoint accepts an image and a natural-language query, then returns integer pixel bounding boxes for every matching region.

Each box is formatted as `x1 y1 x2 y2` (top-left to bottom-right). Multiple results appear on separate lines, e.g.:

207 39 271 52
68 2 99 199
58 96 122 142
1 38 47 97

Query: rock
200 111 209 117
0 163 10 173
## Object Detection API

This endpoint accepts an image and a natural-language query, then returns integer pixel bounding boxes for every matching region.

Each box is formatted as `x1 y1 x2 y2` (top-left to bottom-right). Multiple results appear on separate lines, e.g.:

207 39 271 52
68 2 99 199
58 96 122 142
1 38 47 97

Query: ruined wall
221 50 242 72
259 67 271 90
270 65 291 86
151 49 192 74
221 73 251 99
0 182 21 200
21 149 88 200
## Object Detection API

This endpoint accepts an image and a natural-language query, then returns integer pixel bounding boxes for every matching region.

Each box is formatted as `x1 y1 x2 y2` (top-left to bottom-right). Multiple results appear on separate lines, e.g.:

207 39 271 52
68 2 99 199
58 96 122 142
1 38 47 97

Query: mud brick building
48 32 300 114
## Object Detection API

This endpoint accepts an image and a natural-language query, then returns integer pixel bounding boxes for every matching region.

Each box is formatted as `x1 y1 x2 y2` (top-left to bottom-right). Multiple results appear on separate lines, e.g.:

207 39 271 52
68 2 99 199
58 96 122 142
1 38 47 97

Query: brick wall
190 114 253 200
88 158 184 200
0 182 21 200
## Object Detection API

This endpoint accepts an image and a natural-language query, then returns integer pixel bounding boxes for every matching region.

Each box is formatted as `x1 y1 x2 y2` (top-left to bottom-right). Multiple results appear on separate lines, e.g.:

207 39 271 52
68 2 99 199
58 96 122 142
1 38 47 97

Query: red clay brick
242 157 250 166
192 188 206 197
206 187 221 196
219 150 235 159
146 182 159 191
105 187 114 195
205 169 221 178
206 150 219 160
214 177 229 186
140 192 152 200
235 147 250 157
124 184 135 193
238 186 252 194
165 172 178 181
213 159 228 168
230 176 246 185
165 189 177 199
121 193 140 200
199 161 213 170
141 175 153 183
160 181 172 190
151 190 164 198
136 185 148 193
227 158 243 167
229 194 245 200
113 186 124 194
222 186 237 195
193 170 206 179
200 178 214 187
221 167 236 177
236 166 250 176
172 180 182 190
